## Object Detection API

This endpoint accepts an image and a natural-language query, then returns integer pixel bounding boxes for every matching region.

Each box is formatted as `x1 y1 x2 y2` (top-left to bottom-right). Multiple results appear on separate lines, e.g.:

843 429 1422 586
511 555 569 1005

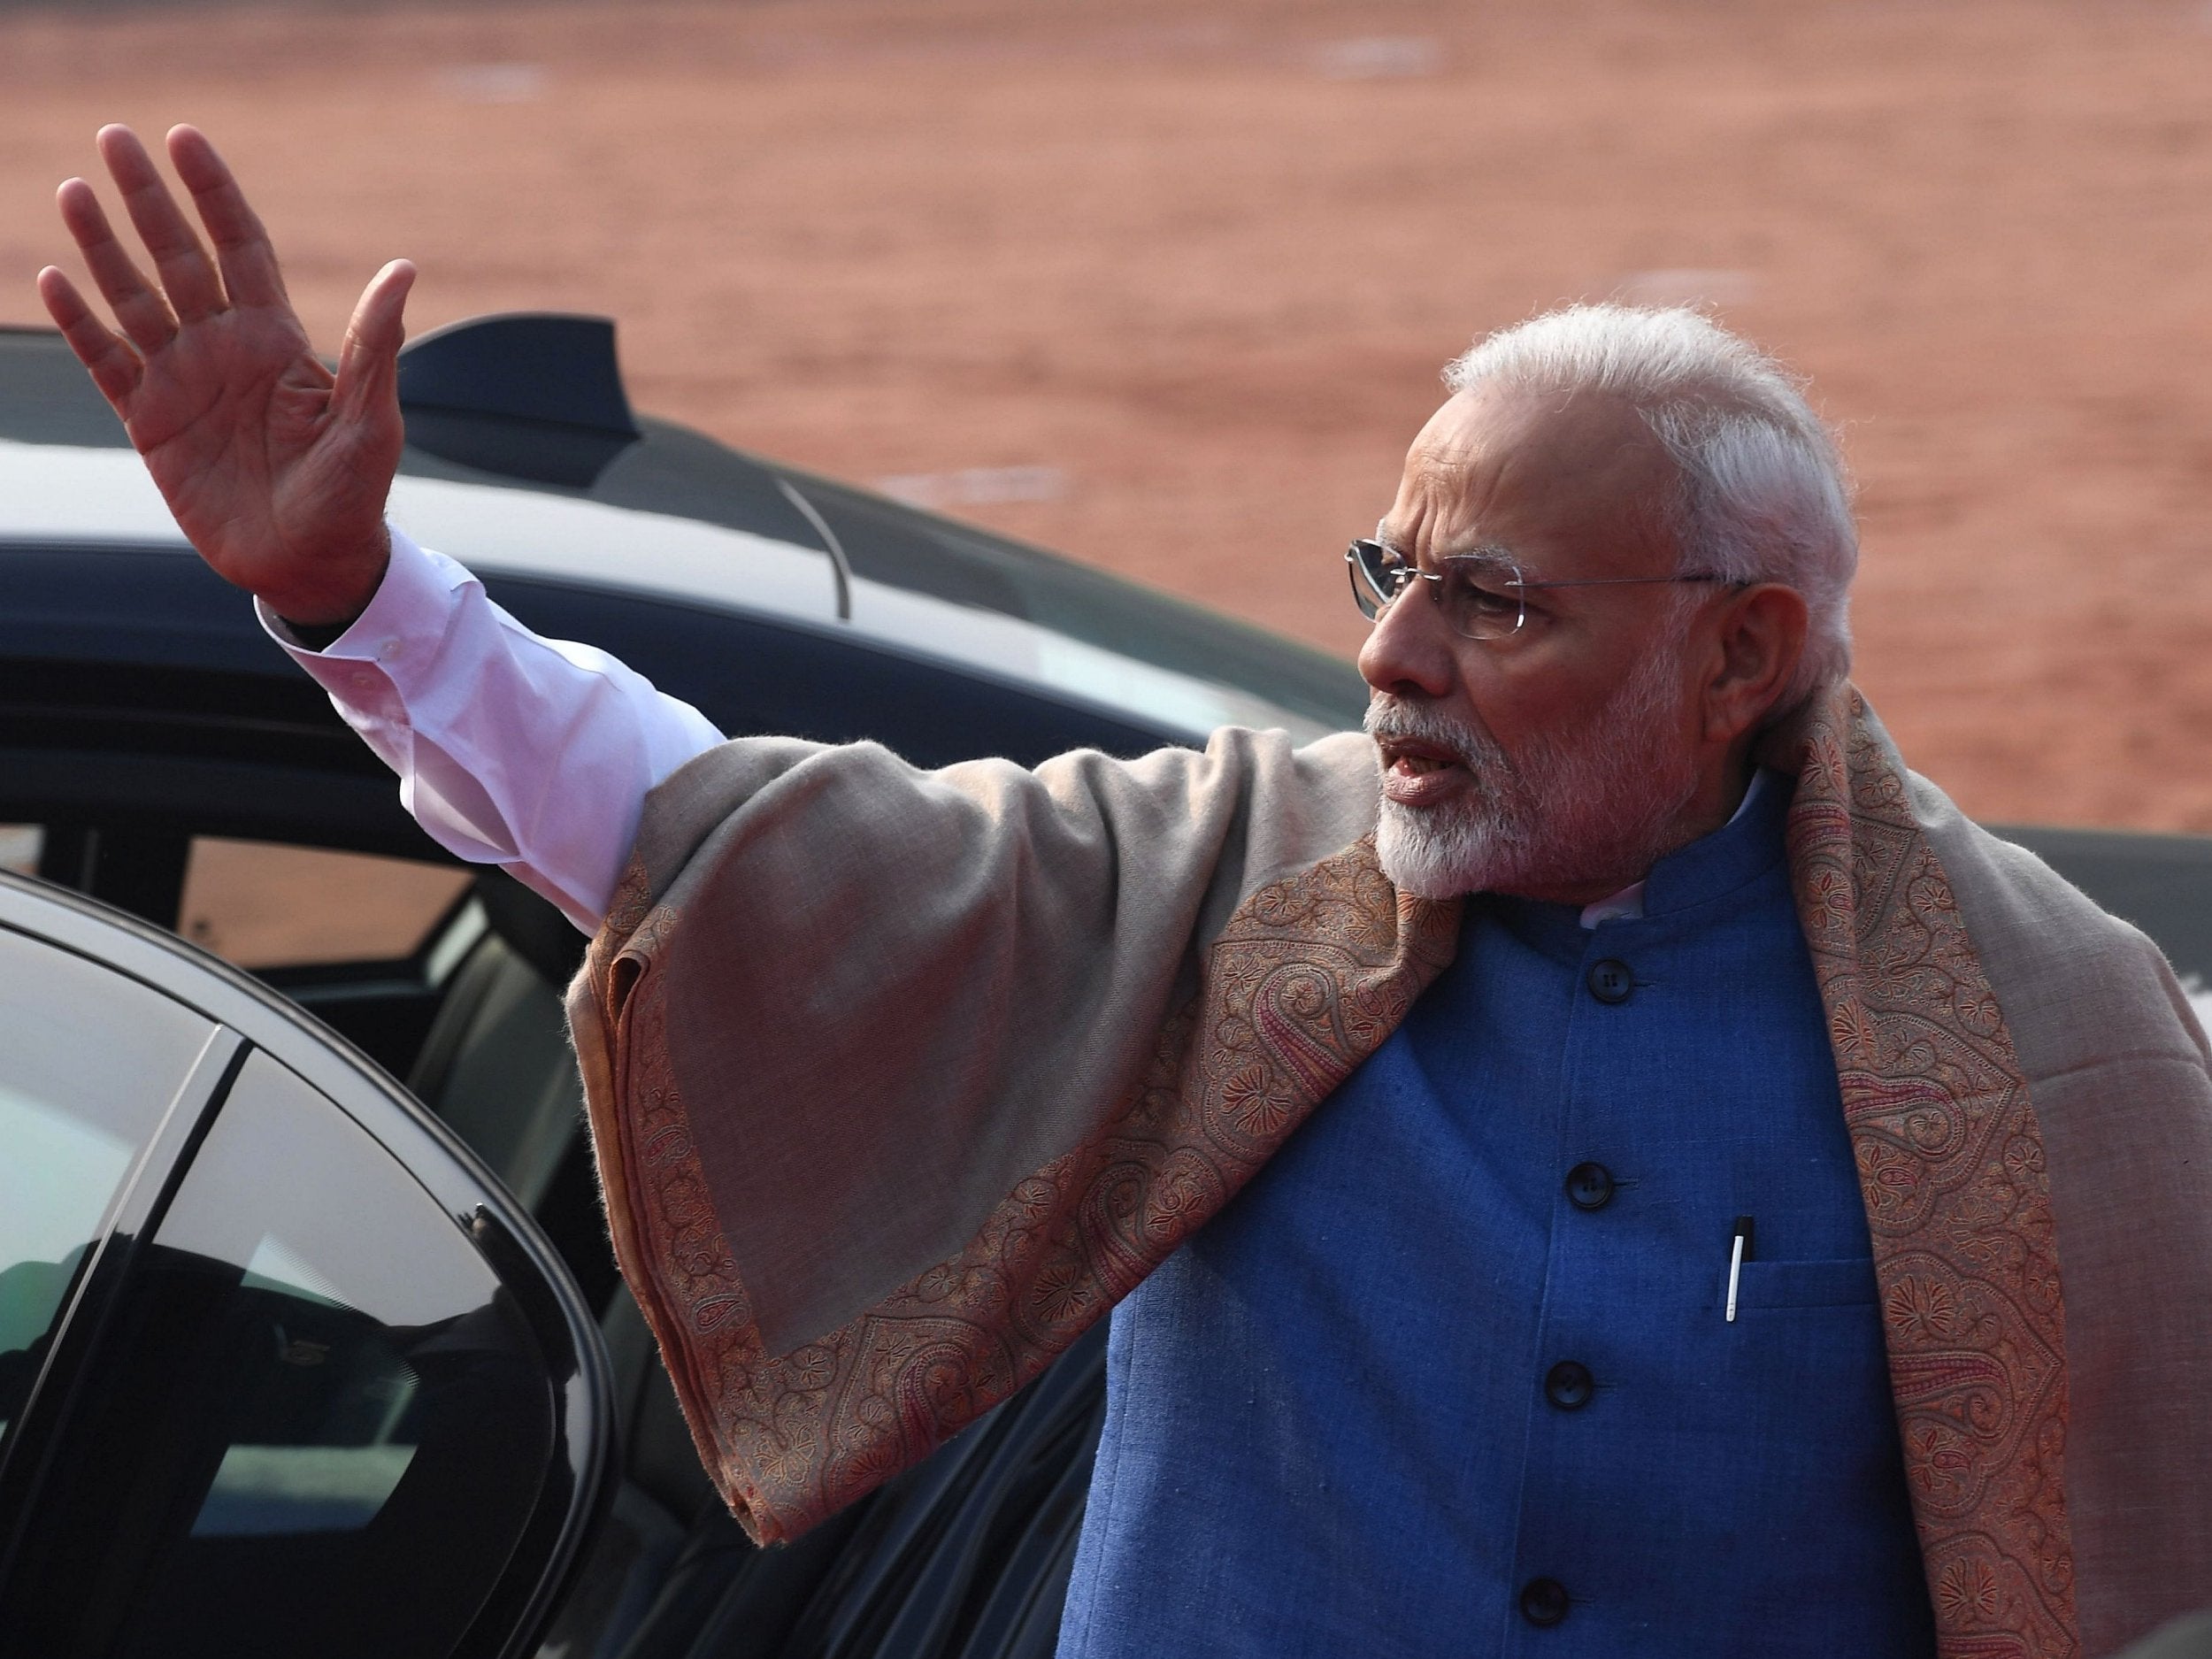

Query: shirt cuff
257 525 473 706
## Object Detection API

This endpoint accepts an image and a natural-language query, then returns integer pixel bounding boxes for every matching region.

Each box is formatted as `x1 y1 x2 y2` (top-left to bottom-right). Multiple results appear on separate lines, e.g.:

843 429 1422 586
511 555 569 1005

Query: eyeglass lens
1347 541 1526 640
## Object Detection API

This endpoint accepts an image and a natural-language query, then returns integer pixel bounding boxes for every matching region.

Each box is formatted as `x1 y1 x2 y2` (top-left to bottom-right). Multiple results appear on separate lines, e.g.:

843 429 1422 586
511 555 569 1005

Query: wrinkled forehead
1383 384 1680 575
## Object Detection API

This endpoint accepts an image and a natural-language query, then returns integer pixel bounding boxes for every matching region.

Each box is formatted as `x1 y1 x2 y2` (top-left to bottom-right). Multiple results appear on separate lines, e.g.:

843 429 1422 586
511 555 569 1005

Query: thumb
333 258 416 426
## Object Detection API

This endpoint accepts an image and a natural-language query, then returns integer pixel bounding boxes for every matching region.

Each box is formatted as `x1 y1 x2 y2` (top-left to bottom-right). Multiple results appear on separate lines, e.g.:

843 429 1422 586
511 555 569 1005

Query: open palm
38 125 414 626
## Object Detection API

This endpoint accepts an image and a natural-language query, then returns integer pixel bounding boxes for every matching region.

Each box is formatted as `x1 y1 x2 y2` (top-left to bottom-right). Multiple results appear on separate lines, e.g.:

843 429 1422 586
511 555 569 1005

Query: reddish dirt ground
7 0 2212 831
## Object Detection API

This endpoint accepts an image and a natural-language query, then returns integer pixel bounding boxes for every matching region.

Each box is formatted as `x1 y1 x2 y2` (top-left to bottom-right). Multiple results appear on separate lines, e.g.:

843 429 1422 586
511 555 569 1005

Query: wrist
268 532 391 633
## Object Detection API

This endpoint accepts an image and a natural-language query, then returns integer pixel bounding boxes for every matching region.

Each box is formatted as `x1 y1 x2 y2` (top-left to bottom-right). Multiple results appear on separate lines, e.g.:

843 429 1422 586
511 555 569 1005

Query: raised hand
38 125 415 626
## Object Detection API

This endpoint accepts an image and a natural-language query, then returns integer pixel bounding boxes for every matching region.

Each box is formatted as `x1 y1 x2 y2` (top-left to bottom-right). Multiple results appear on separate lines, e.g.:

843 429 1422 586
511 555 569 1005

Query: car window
4 1051 557 1657
179 838 471 968
0 926 214 1449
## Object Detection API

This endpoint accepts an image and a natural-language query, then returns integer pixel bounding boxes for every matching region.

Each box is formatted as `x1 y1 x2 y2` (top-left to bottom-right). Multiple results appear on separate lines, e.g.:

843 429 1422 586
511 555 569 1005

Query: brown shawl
567 686 2212 1658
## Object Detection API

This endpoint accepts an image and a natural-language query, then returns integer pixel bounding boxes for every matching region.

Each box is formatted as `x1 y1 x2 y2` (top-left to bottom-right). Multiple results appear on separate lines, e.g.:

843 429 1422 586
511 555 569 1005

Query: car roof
0 320 1367 746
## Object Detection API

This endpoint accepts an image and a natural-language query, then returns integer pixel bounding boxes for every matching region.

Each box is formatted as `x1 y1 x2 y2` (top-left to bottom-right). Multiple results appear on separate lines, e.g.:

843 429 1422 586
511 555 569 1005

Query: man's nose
1357 583 1460 702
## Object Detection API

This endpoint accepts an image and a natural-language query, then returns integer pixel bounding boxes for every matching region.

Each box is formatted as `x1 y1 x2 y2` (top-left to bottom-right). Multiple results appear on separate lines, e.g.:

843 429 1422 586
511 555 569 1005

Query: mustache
1363 694 1504 772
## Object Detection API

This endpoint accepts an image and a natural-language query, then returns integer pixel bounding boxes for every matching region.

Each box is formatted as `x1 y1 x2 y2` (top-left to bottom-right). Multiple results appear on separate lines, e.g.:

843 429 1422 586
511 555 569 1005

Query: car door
0 871 613 1659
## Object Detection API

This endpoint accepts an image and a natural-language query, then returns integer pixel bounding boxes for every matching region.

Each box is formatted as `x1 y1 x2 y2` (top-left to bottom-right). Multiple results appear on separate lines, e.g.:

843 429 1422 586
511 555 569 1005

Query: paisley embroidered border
576 839 1457 1544
1786 687 2078 1659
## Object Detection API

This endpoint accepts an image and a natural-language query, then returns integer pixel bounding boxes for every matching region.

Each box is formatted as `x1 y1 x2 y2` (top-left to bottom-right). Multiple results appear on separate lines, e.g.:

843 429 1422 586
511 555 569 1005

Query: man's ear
1701 583 1809 745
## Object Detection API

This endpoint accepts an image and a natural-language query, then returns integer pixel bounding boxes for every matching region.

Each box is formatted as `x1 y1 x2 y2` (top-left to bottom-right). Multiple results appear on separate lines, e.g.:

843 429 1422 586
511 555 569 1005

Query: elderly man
41 125 2212 1658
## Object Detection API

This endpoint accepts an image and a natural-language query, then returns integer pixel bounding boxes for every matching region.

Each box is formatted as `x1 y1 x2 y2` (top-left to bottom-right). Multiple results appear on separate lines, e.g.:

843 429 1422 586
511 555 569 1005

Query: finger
36 265 143 408
57 175 176 355
334 259 417 425
97 123 227 325
168 125 288 311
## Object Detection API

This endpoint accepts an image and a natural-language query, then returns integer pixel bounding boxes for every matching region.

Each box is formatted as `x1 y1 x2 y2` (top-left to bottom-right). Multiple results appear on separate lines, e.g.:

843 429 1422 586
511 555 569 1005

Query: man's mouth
1376 735 1470 804
1380 739 1456 772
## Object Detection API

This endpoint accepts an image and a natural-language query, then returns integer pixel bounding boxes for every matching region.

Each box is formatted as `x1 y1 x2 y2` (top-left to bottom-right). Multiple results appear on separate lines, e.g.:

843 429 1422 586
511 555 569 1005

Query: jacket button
1564 1163 1615 1210
1544 1359 1594 1410
1586 958 1632 1003
1519 1577 1570 1627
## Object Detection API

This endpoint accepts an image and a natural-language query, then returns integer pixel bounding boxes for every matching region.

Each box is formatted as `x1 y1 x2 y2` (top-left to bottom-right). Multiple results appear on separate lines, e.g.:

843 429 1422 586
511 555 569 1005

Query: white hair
1443 304 1856 711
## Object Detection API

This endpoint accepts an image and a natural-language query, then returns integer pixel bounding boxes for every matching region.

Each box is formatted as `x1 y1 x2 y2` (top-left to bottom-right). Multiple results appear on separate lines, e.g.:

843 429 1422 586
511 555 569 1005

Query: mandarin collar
1624 765 1793 924
1476 766 1793 963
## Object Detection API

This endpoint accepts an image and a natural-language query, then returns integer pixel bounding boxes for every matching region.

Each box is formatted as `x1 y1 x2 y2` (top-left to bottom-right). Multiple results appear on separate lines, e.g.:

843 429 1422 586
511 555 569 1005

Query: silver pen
1725 1216 1755 1323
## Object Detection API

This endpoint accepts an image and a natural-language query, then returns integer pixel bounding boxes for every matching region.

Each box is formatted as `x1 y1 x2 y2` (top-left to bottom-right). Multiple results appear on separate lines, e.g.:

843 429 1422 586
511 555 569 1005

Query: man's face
1358 382 1713 903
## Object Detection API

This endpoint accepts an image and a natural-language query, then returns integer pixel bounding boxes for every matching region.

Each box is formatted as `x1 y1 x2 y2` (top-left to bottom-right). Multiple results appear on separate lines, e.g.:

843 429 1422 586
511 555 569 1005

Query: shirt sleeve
258 525 726 933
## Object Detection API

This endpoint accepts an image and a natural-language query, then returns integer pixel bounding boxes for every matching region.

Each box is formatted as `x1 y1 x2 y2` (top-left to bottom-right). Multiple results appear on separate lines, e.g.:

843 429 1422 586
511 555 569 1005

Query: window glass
4 1052 557 1658
179 838 471 968
0 928 213 1447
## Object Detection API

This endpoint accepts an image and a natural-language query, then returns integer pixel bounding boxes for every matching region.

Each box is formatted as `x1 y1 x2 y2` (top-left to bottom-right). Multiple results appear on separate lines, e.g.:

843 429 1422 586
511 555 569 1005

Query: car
1 312 2208 1657
0 309 1368 1659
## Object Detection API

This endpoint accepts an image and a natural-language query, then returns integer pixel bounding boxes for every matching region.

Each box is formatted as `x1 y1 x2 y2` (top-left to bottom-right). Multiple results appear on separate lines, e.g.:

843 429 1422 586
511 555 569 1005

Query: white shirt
262 526 1738 936
259 526 723 932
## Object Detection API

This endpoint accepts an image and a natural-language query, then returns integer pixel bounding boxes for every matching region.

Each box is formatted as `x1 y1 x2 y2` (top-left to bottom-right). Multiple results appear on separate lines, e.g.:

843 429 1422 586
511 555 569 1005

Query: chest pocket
1730 1257 1879 1310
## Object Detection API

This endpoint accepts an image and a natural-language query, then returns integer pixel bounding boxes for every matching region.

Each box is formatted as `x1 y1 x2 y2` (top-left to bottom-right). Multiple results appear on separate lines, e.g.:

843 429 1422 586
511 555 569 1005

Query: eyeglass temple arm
1512 573 1736 592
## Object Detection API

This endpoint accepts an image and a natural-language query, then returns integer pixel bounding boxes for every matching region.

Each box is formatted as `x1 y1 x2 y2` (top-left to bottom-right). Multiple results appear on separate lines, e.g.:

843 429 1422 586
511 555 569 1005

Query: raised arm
41 125 720 927
263 528 722 931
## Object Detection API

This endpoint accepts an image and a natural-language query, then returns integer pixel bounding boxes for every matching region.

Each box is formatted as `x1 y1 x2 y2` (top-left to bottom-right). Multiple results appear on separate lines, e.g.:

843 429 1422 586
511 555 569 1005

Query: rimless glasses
1346 538 1738 641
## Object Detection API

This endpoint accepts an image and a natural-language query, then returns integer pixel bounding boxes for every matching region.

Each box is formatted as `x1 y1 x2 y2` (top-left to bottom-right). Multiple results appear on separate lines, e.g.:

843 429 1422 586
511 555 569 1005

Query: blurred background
7 0 2212 828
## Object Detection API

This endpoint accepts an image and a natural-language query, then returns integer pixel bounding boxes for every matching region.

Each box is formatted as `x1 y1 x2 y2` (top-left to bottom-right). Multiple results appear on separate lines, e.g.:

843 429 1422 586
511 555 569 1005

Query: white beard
1367 641 1705 901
